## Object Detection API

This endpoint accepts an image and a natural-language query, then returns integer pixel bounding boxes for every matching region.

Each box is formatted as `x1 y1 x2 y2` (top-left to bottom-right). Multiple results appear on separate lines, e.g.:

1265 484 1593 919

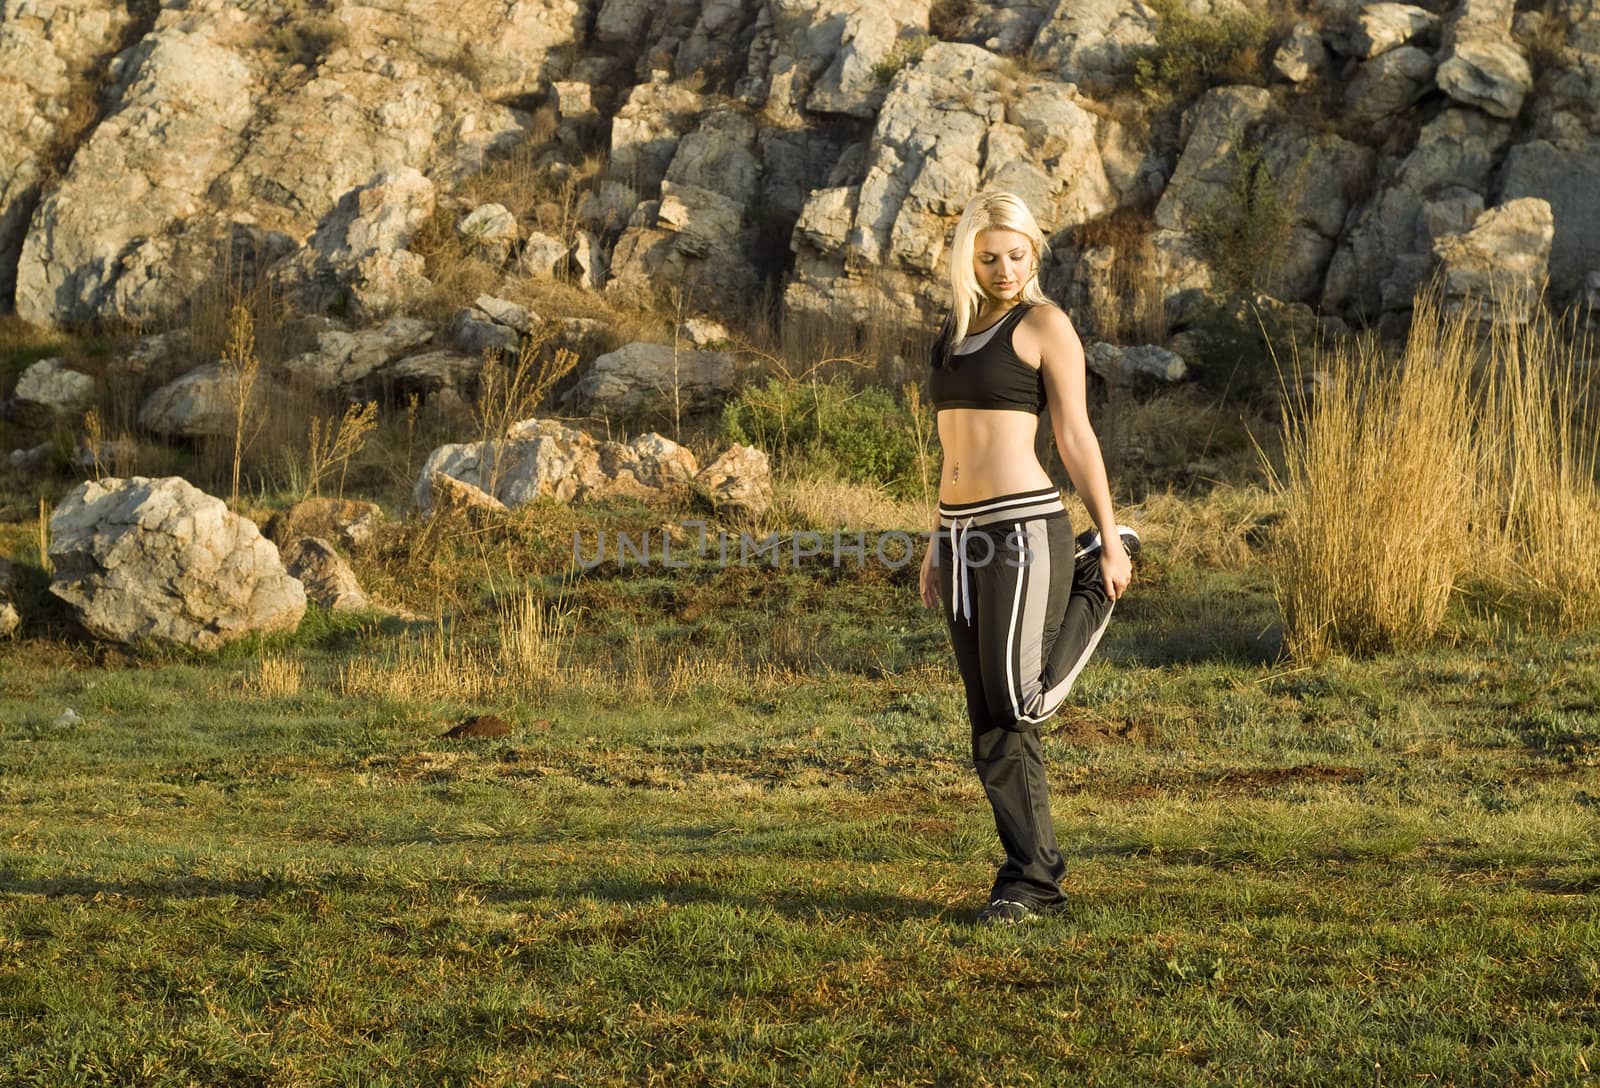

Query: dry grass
1133 484 1279 571
496 583 581 683
770 470 930 533
1071 208 1168 345
1269 292 1480 660
252 652 305 698
1474 306 1600 629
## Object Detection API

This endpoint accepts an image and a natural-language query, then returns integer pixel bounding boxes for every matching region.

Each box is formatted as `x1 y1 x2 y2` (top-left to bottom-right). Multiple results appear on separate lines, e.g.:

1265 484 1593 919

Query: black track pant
935 485 1116 908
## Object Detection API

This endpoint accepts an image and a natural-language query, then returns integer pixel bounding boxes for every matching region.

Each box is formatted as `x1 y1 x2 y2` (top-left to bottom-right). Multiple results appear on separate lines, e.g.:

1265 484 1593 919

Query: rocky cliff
3 0 1598 341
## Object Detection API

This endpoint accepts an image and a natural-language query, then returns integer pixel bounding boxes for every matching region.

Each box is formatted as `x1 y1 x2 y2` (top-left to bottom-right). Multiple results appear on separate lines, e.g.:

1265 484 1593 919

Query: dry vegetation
1270 287 1600 660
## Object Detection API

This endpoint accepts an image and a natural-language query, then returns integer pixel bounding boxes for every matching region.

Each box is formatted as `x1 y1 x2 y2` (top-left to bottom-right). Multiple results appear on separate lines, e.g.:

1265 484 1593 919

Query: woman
917 190 1136 926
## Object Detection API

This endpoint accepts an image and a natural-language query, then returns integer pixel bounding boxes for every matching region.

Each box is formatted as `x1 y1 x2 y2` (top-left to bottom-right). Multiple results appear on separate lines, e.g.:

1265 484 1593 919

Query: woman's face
972 228 1035 303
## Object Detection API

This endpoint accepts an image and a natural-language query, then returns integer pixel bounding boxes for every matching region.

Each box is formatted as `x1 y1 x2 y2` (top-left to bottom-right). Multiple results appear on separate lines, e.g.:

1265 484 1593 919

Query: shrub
720 377 934 501
1189 135 1302 299
1130 0 1274 107
872 33 937 86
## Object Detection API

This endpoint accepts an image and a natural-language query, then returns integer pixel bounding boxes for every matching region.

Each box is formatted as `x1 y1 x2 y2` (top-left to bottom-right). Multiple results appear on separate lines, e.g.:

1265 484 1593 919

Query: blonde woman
917 190 1137 926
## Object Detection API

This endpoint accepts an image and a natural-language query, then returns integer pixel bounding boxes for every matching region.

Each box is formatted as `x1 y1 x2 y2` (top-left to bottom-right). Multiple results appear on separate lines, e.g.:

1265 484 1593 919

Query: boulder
1349 3 1438 58
1435 0 1531 119
386 349 485 394
280 317 436 392
11 358 95 418
425 470 510 516
1432 197 1554 322
0 556 22 638
139 362 277 439
48 476 305 649
262 497 386 551
560 341 736 415
572 231 608 289
1499 138 1600 301
609 80 702 196
1029 0 1158 83
279 536 369 612
1323 109 1512 321
456 202 518 265
519 231 569 279
806 2 932 118
693 444 772 519
448 304 521 357
271 168 436 318
415 417 699 515
1344 46 1436 126
1085 343 1189 384
1273 22 1328 82
680 317 731 348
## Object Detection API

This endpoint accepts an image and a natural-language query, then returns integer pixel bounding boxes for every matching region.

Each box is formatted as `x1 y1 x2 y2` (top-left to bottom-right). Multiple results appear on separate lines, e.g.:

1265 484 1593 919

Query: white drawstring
951 517 974 624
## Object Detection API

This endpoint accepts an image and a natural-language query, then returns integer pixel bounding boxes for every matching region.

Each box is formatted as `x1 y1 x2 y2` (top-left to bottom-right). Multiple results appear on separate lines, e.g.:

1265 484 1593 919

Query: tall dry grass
1271 288 1600 659
1269 292 1479 659
1475 309 1600 629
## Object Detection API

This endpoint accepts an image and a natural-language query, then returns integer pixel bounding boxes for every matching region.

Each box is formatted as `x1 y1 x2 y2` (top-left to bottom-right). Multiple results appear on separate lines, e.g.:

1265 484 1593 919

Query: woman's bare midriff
937 407 1053 504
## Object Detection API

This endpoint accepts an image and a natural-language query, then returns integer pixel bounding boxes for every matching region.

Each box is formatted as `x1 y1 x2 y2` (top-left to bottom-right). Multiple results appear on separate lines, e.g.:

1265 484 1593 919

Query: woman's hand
1099 538 1132 602
919 540 940 609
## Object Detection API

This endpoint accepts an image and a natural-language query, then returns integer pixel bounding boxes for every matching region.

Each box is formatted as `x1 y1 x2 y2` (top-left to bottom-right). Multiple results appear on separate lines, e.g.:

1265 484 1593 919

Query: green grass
2 509 1598 1085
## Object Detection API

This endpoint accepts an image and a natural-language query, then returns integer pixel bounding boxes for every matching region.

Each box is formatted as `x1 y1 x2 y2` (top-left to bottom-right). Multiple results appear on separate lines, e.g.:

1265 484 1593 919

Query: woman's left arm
1029 306 1132 600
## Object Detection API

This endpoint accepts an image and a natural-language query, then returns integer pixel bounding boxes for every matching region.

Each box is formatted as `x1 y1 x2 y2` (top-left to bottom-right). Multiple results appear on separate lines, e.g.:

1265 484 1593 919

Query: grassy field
2 493 1597 1086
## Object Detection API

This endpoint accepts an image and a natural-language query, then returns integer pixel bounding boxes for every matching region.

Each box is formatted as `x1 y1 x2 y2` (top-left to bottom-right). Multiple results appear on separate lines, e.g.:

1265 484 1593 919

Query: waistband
938 485 1065 529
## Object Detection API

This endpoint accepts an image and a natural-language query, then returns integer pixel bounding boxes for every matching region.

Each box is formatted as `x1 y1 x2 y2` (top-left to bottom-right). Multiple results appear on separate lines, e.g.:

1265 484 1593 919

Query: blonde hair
946 190 1051 344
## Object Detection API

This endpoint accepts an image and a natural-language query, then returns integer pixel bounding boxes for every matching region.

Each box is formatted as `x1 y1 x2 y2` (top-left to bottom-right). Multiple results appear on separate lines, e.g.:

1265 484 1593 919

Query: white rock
1086 343 1189 384
1433 197 1554 323
519 231 569 279
560 341 736 415
1350 3 1438 58
48 476 305 649
12 358 94 415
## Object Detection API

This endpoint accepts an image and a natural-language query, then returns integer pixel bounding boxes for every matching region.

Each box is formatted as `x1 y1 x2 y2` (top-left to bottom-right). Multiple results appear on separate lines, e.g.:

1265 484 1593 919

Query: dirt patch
1046 709 1149 746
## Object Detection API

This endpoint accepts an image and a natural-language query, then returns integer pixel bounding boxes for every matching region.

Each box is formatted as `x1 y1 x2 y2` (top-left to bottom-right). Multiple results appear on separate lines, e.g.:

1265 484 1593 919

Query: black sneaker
1074 525 1141 561
975 898 1042 926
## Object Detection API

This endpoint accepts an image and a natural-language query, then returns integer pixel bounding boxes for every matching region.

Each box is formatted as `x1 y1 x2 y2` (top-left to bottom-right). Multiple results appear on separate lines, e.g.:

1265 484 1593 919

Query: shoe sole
1074 526 1142 561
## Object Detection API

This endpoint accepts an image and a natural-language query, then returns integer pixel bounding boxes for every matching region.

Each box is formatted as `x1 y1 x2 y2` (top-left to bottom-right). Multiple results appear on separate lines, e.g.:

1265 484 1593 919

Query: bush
872 33 937 86
1130 0 1274 107
720 377 933 501
1189 136 1302 299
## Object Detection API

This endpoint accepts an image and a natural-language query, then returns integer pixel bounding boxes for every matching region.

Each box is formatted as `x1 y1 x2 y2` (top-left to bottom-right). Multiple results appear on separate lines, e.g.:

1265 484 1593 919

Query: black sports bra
927 303 1046 414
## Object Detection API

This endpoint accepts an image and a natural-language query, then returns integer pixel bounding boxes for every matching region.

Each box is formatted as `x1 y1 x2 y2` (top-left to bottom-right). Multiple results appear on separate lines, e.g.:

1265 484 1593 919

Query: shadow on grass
1 868 959 924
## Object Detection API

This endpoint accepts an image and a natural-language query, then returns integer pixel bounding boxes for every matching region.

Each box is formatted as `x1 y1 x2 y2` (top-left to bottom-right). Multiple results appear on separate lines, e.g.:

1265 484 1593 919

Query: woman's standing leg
938 515 1068 913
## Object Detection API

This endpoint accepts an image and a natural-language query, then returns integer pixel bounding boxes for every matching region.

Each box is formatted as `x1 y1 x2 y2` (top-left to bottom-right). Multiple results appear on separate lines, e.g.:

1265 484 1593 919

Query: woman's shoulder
1018 300 1077 335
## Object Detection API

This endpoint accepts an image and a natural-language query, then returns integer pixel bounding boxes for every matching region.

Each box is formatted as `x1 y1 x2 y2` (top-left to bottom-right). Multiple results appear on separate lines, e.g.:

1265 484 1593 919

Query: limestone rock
1350 4 1438 58
281 317 437 393
0 556 22 639
262 498 386 551
519 231 569 279
806 2 932 119
456 203 518 265
1345 46 1436 126
279 536 369 612
415 417 698 515
386 349 485 394
680 317 731 348
1436 0 1531 119
1085 343 1189 384
1499 138 1600 300
11 358 94 417
572 231 608 289
448 306 520 357
609 80 703 196
788 42 1113 326
693 444 772 519
14 20 256 328
139 363 276 439
1273 22 1328 82
1432 197 1554 322
560 341 736 416
48 476 305 649
426 470 510 516
1030 0 1158 83
1324 109 1512 321
272 169 437 319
